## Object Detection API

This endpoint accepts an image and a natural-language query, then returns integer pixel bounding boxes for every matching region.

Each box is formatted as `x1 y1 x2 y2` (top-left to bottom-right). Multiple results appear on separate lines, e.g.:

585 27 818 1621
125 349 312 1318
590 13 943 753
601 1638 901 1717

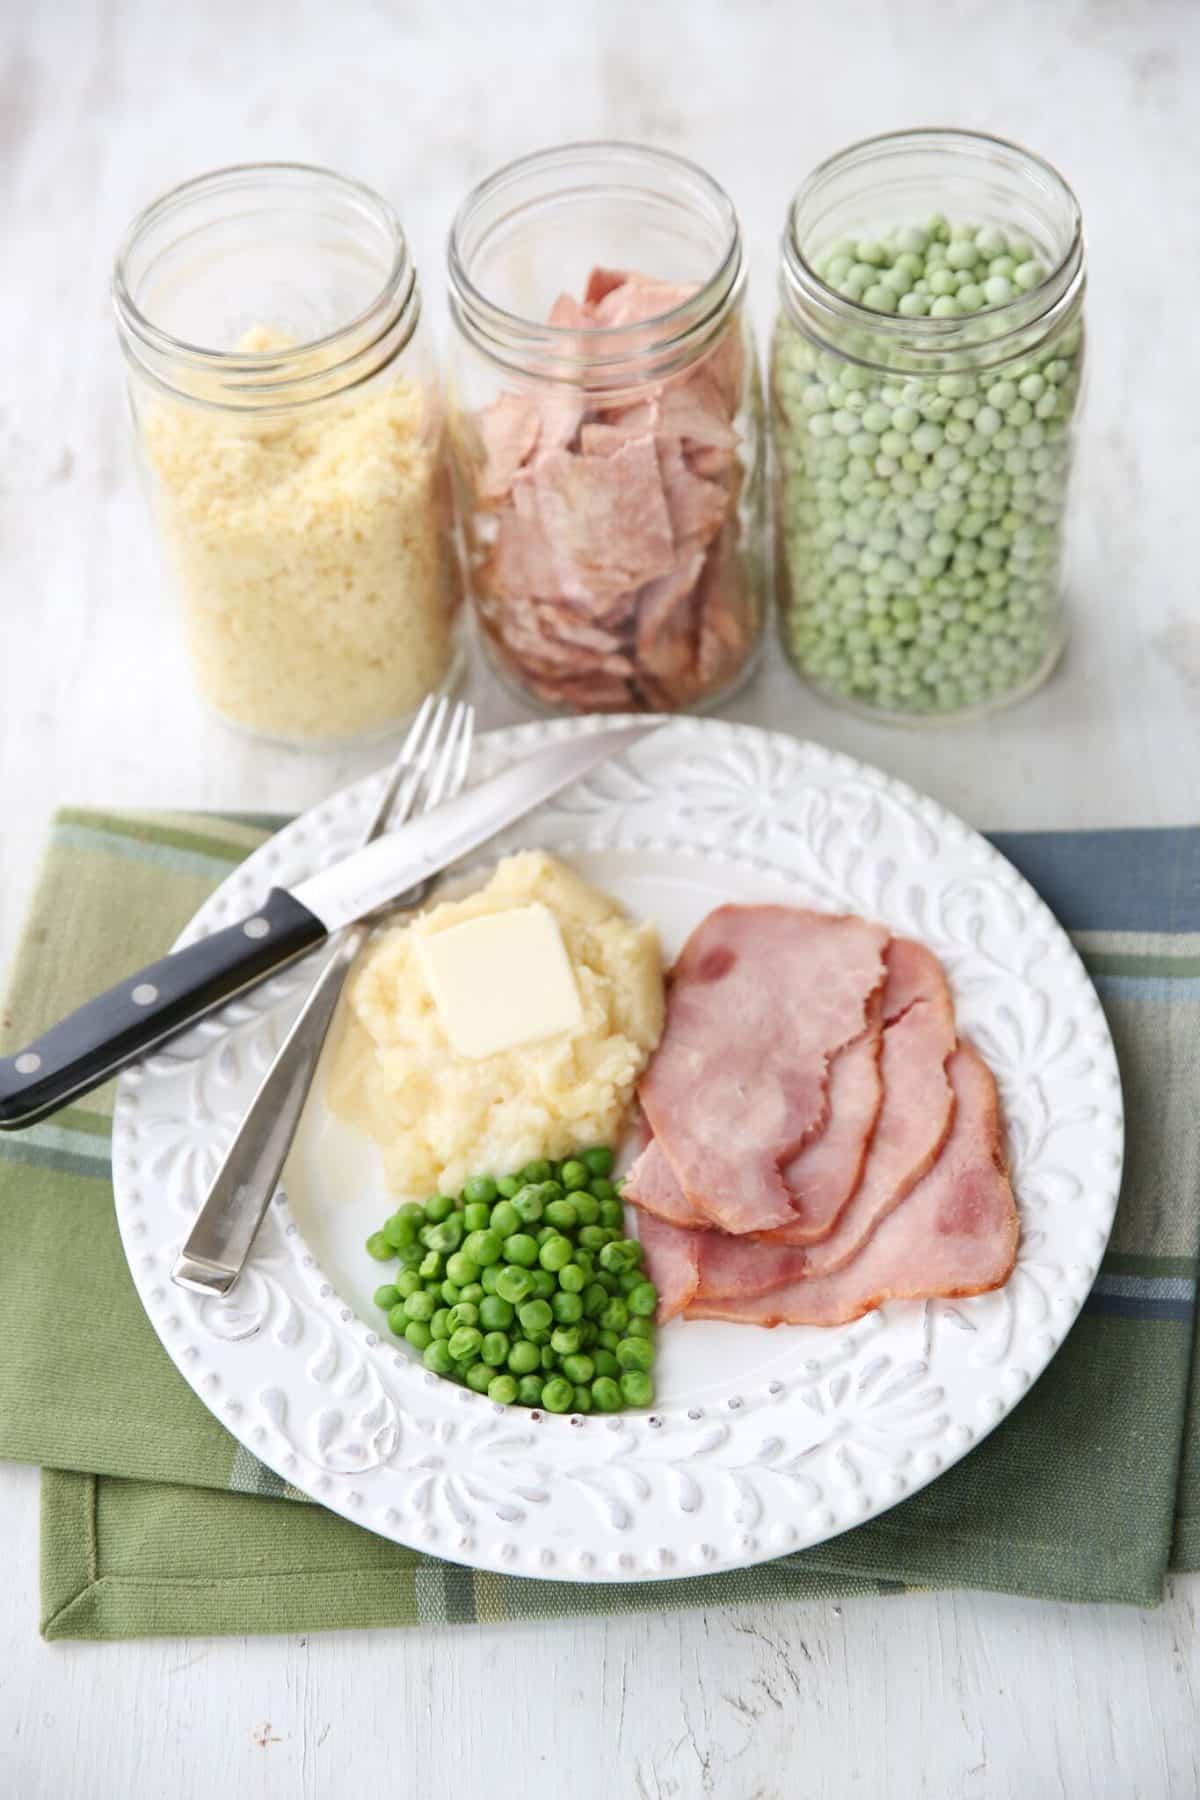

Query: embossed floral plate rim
111 717 1123 1583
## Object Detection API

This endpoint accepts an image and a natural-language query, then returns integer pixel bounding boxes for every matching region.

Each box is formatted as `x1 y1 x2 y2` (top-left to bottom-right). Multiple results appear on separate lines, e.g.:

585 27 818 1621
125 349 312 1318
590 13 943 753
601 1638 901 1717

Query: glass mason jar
446 142 767 715
772 130 1085 723
113 163 462 747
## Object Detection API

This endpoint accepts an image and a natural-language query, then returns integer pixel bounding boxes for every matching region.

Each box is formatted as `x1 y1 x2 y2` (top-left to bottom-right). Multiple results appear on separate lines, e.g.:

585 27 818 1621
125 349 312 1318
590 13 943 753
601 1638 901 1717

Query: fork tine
422 703 474 811
362 694 439 843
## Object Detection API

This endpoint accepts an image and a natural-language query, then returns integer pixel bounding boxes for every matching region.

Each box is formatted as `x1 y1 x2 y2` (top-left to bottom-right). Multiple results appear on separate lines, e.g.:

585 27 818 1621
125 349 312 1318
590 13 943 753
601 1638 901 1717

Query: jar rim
447 140 745 386
780 128 1084 369
112 161 418 407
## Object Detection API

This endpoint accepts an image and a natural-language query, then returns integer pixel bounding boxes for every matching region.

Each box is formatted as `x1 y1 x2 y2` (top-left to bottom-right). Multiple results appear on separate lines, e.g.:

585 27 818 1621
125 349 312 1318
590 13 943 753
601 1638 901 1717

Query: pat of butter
416 903 583 1060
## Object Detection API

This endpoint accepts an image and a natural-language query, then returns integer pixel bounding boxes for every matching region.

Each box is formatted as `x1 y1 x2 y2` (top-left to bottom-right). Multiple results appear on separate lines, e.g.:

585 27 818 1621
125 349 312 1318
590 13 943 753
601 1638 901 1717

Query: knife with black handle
0 721 659 1131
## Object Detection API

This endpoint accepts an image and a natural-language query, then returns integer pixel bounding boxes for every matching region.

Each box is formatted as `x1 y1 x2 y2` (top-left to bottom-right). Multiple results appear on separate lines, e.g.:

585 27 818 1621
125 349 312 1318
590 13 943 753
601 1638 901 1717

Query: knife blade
0 720 661 1132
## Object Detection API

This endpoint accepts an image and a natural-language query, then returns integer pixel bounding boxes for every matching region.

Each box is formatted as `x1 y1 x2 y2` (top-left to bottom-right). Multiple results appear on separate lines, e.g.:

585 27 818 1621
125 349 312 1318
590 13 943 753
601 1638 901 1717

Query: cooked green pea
424 1193 454 1223
571 1192 600 1226
599 1240 634 1274
616 1336 653 1372
626 1314 655 1340
579 1225 609 1250
430 1307 451 1341
578 1319 598 1348
490 1200 521 1238
618 1269 643 1295
403 1289 435 1323
539 1236 573 1272
464 1175 498 1207
445 1251 479 1287
522 1160 553 1184
591 1376 622 1412
447 1301 479 1331
573 1246 594 1275
628 1282 658 1318
529 1269 557 1298
552 1290 584 1324
462 1228 500 1268
495 1265 533 1305
496 1174 520 1199
620 1370 654 1407
551 1325 583 1356
448 1325 483 1362
583 1282 609 1317
481 1331 510 1367
583 1146 614 1178
540 1344 558 1371
592 1348 619 1378
479 1294 515 1331
405 1320 433 1351
366 1232 394 1262
512 1185 544 1224
373 1283 401 1311
544 1198 579 1231
459 1282 484 1305
557 1261 586 1294
541 1377 574 1413
395 1268 425 1299
423 1339 455 1376
462 1201 491 1233
516 1374 544 1405
599 1297 629 1333
589 1177 616 1201
598 1200 624 1228
572 1384 594 1413
535 1225 558 1248
383 1211 418 1249
480 1265 501 1294
439 1279 461 1306
537 1179 565 1203
597 1328 620 1351
466 1361 493 1394
507 1339 540 1375
418 1250 443 1280
562 1352 595 1384
387 1303 408 1336
559 1159 589 1191
488 1374 518 1405
426 1217 463 1253
517 1298 553 1334
395 1242 424 1271
502 1232 538 1267
596 1271 619 1294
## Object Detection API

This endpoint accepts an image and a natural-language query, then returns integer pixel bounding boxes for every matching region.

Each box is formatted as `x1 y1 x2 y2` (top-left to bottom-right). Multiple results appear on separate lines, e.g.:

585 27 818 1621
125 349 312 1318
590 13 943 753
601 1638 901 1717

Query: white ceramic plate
112 718 1123 1583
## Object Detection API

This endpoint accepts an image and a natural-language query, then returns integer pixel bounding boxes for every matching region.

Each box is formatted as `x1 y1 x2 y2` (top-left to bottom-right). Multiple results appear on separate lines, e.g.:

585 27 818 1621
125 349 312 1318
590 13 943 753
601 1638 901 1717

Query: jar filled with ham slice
446 143 767 714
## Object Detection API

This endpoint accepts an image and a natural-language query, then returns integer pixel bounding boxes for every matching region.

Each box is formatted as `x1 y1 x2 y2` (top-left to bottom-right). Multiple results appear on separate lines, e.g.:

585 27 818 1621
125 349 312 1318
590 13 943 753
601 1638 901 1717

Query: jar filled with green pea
772 129 1085 722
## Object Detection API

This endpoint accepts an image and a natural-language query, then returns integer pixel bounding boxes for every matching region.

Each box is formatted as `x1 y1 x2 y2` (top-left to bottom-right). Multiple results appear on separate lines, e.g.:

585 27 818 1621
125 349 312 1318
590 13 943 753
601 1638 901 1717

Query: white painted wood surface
2 1 1199 1794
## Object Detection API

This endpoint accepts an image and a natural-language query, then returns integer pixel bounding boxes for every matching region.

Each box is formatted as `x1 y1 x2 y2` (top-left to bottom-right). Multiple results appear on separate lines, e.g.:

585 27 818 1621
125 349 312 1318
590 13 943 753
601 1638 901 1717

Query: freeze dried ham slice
656 438 728 546
476 394 541 503
635 906 889 1235
591 273 696 329
533 435 676 601
684 1044 1018 1326
751 938 956 1273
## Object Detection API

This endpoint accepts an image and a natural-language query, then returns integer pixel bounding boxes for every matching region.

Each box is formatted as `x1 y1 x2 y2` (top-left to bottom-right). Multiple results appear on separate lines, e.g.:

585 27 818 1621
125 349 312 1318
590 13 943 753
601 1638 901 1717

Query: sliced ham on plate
683 1043 1018 1326
752 937 956 1268
635 906 889 1235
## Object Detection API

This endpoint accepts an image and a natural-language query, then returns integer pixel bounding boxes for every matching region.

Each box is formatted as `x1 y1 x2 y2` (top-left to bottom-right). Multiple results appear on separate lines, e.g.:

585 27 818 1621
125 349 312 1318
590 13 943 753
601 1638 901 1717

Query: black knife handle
0 888 327 1132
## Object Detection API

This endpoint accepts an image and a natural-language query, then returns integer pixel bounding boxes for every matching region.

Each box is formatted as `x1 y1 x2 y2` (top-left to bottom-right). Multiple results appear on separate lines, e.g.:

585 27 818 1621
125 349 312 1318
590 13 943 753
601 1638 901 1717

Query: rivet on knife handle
0 888 327 1132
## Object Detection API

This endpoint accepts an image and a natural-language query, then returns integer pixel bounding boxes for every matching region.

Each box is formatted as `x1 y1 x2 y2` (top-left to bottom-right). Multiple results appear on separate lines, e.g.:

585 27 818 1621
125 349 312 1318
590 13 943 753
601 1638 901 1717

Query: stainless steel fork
172 698 476 1296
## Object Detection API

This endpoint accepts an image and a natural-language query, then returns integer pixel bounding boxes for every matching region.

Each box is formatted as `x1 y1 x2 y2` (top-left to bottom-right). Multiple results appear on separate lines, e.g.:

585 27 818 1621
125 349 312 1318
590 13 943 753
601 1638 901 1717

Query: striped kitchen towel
2 811 1198 1638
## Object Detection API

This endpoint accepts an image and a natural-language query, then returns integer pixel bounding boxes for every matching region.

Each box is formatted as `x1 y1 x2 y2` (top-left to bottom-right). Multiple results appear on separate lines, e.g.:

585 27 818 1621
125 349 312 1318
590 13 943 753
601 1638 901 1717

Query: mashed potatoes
327 852 663 1196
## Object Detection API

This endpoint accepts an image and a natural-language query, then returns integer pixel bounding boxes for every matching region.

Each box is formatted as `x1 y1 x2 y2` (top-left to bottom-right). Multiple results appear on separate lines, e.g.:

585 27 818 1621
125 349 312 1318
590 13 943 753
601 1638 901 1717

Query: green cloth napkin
2 808 1198 1639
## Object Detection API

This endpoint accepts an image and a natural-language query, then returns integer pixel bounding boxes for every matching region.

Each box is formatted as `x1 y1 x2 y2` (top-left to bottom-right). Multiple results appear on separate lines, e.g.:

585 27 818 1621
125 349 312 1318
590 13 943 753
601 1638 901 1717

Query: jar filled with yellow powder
113 164 463 745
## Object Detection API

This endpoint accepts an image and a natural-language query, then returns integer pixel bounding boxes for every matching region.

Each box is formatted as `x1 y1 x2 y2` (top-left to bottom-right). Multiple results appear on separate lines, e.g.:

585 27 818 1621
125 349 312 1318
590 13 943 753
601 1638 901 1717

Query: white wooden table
3 2 1199 1793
